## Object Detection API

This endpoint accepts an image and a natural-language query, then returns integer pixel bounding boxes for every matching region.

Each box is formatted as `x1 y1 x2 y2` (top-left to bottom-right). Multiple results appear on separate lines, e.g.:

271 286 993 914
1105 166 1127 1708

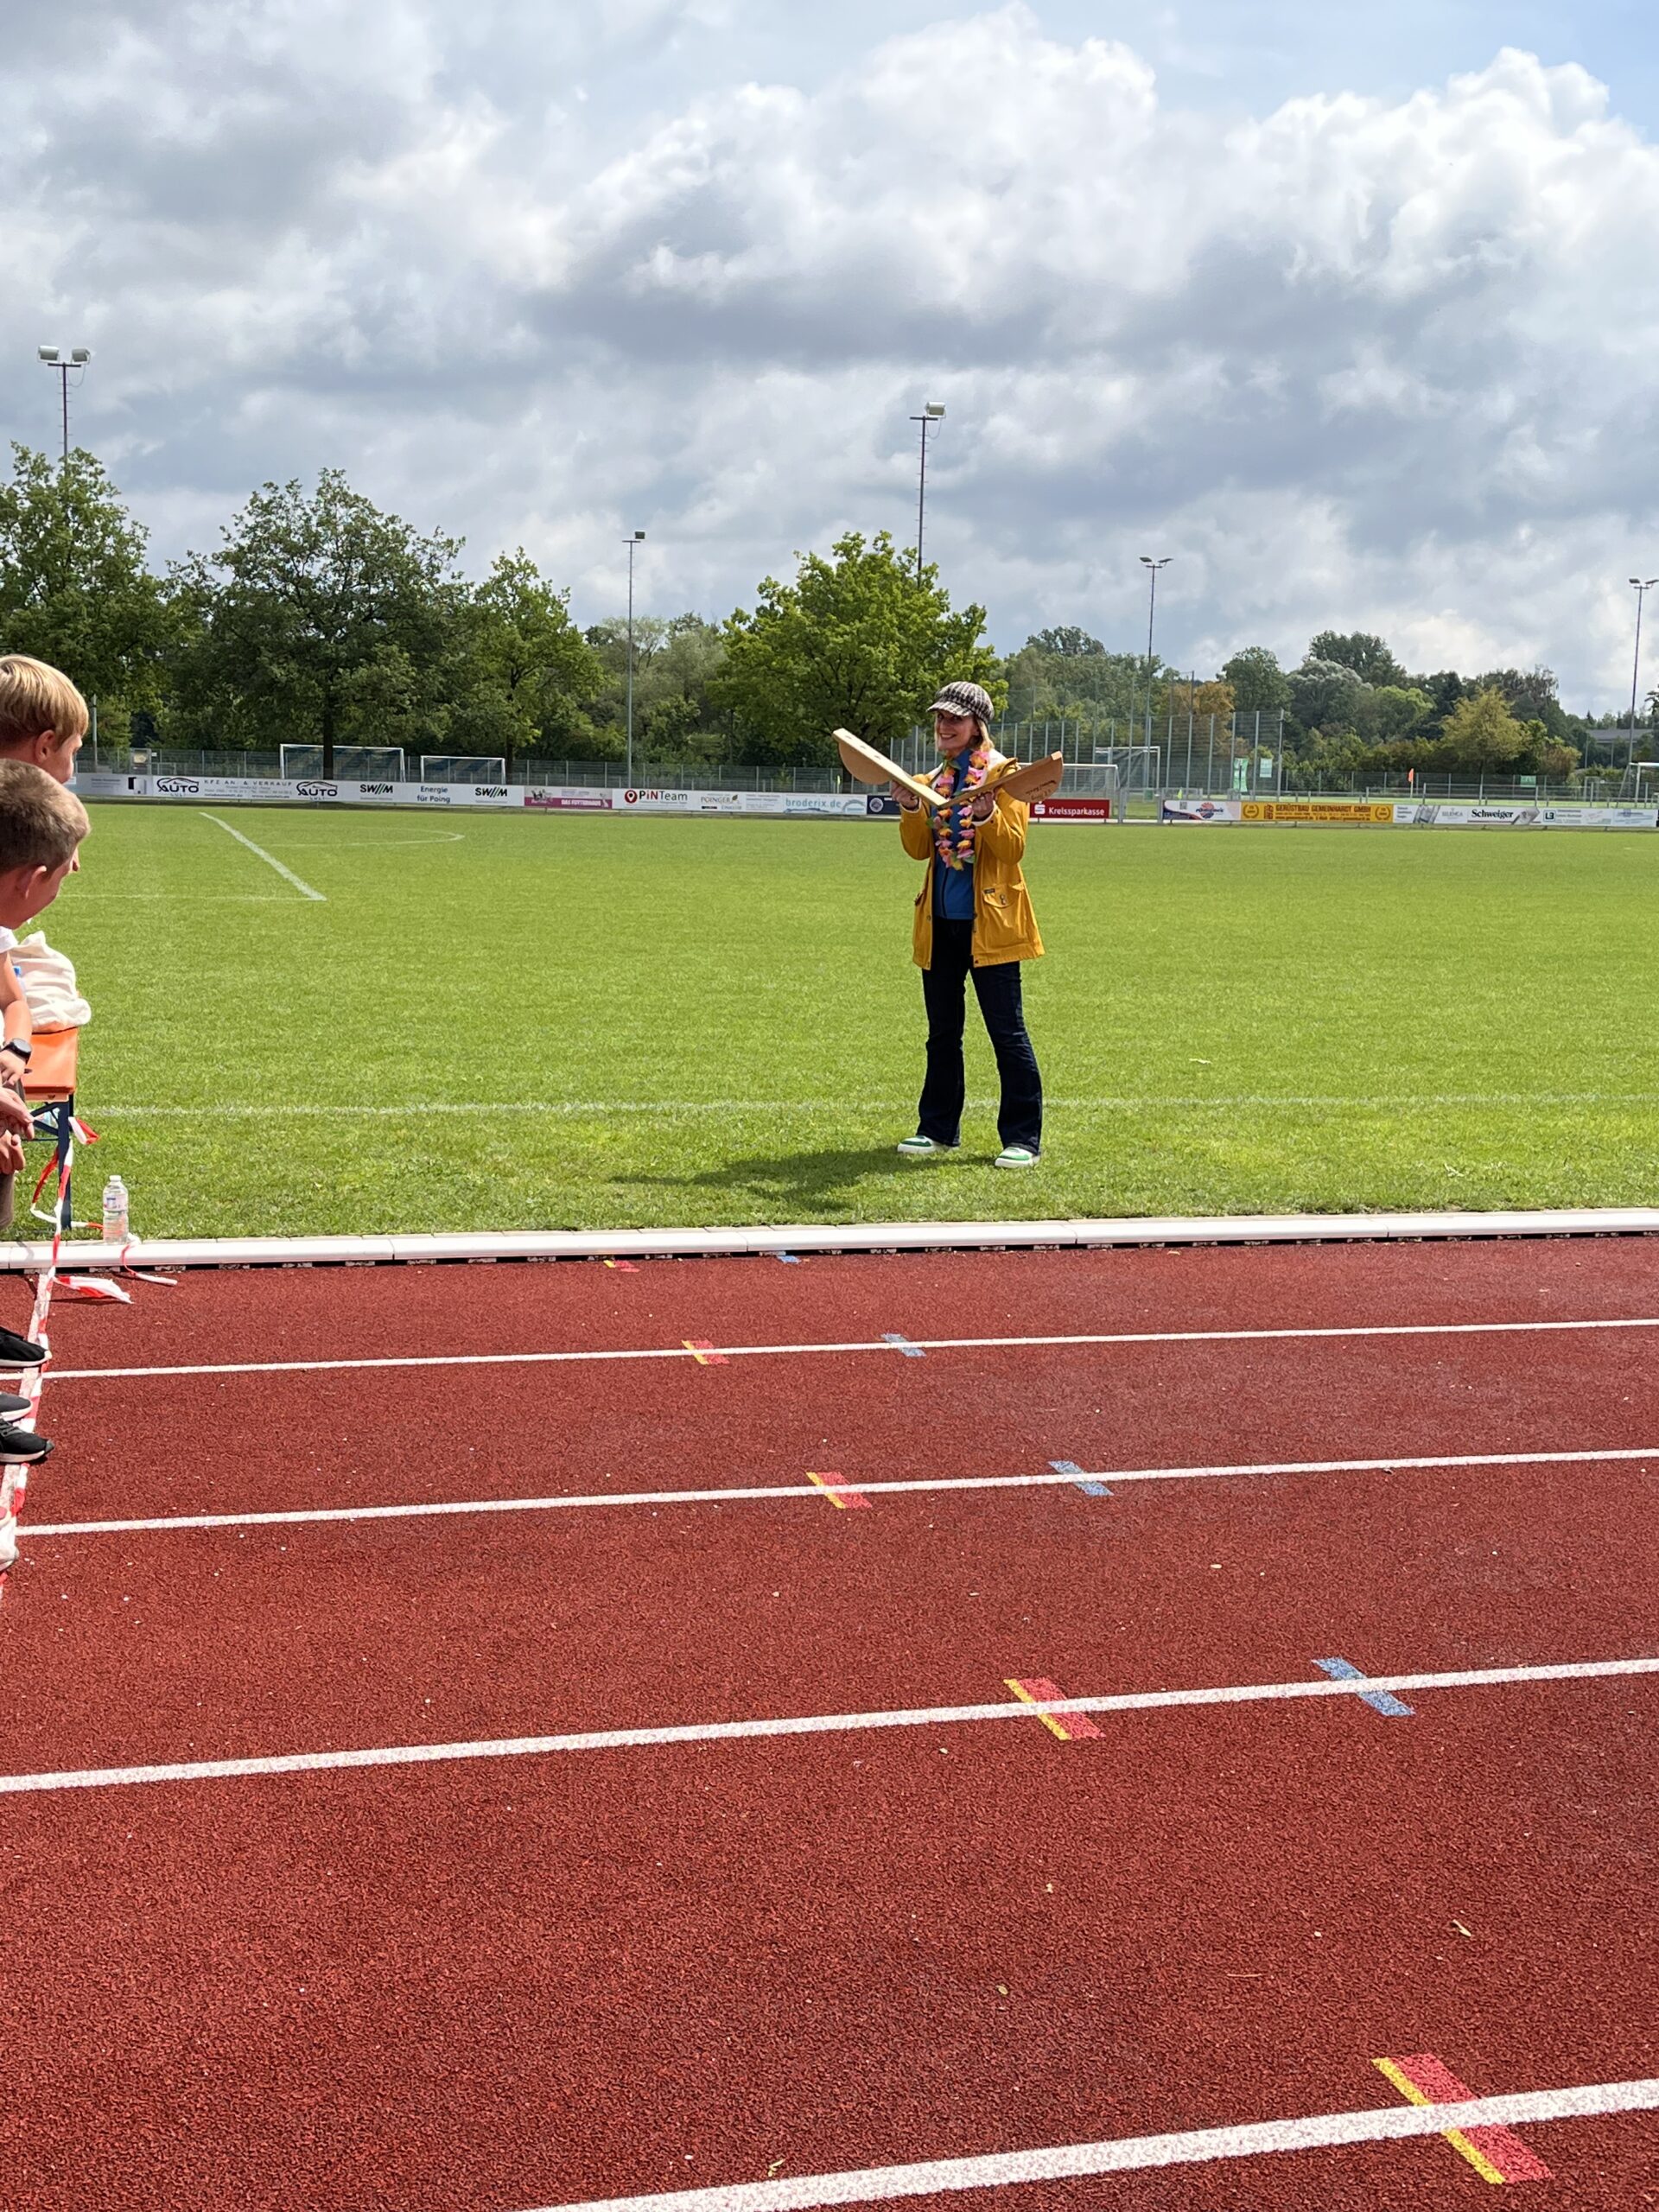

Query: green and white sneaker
896 1135 957 1160
994 1145 1039 1170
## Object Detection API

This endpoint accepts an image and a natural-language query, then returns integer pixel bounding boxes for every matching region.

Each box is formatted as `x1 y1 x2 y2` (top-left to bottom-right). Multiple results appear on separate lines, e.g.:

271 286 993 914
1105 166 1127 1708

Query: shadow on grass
619 1142 938 1214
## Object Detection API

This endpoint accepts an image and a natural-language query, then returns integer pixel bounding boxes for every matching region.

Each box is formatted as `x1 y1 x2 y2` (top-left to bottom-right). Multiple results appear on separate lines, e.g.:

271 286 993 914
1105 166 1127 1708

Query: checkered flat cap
926 680 995 725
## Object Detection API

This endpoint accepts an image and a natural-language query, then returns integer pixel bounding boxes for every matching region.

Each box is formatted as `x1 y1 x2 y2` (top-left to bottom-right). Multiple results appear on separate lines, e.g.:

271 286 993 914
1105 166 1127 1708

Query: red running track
1 1240 1656 2211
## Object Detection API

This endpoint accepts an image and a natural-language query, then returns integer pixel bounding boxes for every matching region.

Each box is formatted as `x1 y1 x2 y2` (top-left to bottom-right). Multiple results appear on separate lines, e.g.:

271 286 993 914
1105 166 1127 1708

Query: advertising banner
1030 797 1113 821
615 788 868 817
1395 802 1658 830
524 788 613 810
1160 798 1239 823
1240 799 1396 825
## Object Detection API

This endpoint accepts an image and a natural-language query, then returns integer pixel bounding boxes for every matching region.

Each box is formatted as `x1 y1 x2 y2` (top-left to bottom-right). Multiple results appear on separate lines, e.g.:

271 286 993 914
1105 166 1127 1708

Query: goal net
280 745 405 781
420 755 507 784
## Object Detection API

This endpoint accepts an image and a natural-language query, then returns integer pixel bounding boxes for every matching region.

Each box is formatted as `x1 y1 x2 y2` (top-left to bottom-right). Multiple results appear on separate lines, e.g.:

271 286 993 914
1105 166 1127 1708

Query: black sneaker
0 1393 29 1417
0 1327 47 1367
0 1423 49 1465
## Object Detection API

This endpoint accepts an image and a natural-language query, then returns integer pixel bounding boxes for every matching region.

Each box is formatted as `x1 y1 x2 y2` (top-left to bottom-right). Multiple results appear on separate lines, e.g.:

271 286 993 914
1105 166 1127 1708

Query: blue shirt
931 798 977 920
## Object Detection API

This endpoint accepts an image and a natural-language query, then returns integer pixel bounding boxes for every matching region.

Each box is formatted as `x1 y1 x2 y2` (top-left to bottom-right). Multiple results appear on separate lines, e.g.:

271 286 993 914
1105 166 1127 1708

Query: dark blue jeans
918 919 1043 1154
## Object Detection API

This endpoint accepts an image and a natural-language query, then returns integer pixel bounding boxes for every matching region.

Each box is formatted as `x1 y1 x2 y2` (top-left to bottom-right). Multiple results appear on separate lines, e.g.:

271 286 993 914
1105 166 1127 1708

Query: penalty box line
42 1310 1659 1384
2 1656 1655 1796
524 2076 1659 2212
27 1443 1659 1540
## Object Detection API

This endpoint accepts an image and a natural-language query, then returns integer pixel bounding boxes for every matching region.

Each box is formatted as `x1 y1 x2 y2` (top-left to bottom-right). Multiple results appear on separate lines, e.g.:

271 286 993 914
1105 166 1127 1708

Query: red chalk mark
602 1259 639 1274
805 1471 871 1512
1376 2054 1552 2183
682 1339 728 1365
1005 1676 1103 1742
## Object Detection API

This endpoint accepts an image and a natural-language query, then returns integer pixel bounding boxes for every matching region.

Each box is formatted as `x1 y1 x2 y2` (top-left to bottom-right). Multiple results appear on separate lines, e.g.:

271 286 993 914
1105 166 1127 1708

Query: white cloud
3 3 1657 702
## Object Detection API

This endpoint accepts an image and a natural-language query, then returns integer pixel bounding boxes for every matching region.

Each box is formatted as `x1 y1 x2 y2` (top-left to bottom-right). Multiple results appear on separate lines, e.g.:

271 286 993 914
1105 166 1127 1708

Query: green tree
1287 656 1368 734
1439 687 1527 771
714 531 1001 768
1306 630 1408 687
168 469 462 772
585 613 728 761
450 551 603 766
1220 645 1293 716
1005 636 1141 729
1355 683 1431 744
1472 665 1573 745
0 443 171 739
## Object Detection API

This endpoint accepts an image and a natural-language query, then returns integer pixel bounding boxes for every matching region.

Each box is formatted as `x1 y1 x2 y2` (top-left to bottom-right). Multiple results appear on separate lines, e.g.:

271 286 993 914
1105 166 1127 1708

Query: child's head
0 656 90 785
0 760 89 928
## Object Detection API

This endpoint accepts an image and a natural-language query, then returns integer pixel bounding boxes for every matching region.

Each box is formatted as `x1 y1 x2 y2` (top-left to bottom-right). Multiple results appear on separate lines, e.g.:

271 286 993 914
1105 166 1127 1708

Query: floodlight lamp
37 346 60 362
70 347 92 364
633 529 645 541
925 403 945 418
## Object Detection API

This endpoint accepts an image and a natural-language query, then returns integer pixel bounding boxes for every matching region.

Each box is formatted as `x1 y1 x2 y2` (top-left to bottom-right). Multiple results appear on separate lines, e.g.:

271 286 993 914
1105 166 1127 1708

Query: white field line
199 812 325 901
41 1311 1659 1384
525 2077 1659 2212
2 1657 1654 1796
79 1090 1659 1118
26 1444 1659 1541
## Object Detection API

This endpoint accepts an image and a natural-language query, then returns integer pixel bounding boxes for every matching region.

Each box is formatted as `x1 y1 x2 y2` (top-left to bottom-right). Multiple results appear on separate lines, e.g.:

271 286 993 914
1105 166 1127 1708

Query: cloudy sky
7 0 1657 705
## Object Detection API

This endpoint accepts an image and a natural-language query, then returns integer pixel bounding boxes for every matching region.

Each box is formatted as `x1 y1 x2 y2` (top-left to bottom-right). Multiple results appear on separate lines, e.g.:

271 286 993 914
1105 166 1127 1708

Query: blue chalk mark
882 1332 926 1357
1313 1656 1414 1717
1051 1458 1112 1497
775 1252 802 1263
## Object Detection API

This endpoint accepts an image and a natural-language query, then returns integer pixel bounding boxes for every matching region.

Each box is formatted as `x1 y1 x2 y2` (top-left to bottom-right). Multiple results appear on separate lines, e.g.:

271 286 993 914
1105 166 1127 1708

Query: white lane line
524 2077 1659 2212
74 1090 1659 1118
27 1444 1659 1540
199 812 325 901
3 1656 1653 1796
43 1312 1659 1383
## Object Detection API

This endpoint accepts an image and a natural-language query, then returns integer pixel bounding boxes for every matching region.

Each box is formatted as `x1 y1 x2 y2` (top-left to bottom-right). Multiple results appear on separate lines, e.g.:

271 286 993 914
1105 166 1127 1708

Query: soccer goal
280 745 406 781
420 755 507 784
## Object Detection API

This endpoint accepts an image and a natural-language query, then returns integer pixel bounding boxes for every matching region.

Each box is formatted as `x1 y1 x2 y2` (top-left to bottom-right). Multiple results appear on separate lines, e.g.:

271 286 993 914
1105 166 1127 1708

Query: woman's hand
969 791 996 822
893 780 921 811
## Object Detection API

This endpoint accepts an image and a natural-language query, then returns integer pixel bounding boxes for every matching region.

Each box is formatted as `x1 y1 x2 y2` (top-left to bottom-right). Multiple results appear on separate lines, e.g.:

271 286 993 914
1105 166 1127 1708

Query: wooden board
834 729 943 809
836 731 1065 810
986 751 1065 804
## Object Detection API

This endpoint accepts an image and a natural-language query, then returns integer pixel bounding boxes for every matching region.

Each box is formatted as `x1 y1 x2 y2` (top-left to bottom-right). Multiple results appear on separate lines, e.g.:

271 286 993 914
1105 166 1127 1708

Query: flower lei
931 738 992 870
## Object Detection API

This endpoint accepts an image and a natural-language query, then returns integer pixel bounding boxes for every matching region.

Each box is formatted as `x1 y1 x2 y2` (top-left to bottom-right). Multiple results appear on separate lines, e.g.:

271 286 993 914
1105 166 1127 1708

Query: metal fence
84 739 1628 811
94 747 853 793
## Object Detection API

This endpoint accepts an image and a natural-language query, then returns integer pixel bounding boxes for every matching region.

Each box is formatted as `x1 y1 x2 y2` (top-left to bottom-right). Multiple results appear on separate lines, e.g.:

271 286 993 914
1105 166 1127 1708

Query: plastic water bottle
101 1175 130 1243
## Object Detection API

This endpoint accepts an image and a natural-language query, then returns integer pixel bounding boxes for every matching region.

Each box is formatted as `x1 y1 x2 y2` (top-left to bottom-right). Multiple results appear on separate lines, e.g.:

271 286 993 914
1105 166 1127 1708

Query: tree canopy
1306 630 1408 688
714 531 1001 767
0 445 171 738
169 470 463 772
1220 646 1292 716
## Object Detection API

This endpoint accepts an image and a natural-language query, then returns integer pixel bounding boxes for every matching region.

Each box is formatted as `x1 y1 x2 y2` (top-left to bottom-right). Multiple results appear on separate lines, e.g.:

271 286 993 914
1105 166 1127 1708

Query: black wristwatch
1 1040 31 1066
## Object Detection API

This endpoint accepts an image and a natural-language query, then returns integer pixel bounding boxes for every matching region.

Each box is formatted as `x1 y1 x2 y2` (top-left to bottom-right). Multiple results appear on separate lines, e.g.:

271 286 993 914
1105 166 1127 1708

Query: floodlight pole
1630 577 1659 771
625 531 645 785
1139 556 1170 752
36 345 92 465
910 404 945 582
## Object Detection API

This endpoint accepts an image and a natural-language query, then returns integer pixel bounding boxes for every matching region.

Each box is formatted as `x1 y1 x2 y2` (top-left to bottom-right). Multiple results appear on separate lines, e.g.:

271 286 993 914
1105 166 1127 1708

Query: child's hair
0 655 91 749
0 760 90 871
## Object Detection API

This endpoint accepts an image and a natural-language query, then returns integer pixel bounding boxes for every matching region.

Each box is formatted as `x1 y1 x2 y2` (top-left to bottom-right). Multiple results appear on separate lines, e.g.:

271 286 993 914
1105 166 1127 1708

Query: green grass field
29 801 1659 1238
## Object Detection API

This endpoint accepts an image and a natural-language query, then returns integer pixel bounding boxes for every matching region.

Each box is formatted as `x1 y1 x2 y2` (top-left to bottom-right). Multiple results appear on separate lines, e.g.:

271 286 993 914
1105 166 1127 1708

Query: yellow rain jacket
899 750 1045 969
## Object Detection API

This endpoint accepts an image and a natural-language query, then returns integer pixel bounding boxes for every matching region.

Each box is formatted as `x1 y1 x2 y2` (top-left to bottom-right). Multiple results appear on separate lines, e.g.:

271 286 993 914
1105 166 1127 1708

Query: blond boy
0 655 89 786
